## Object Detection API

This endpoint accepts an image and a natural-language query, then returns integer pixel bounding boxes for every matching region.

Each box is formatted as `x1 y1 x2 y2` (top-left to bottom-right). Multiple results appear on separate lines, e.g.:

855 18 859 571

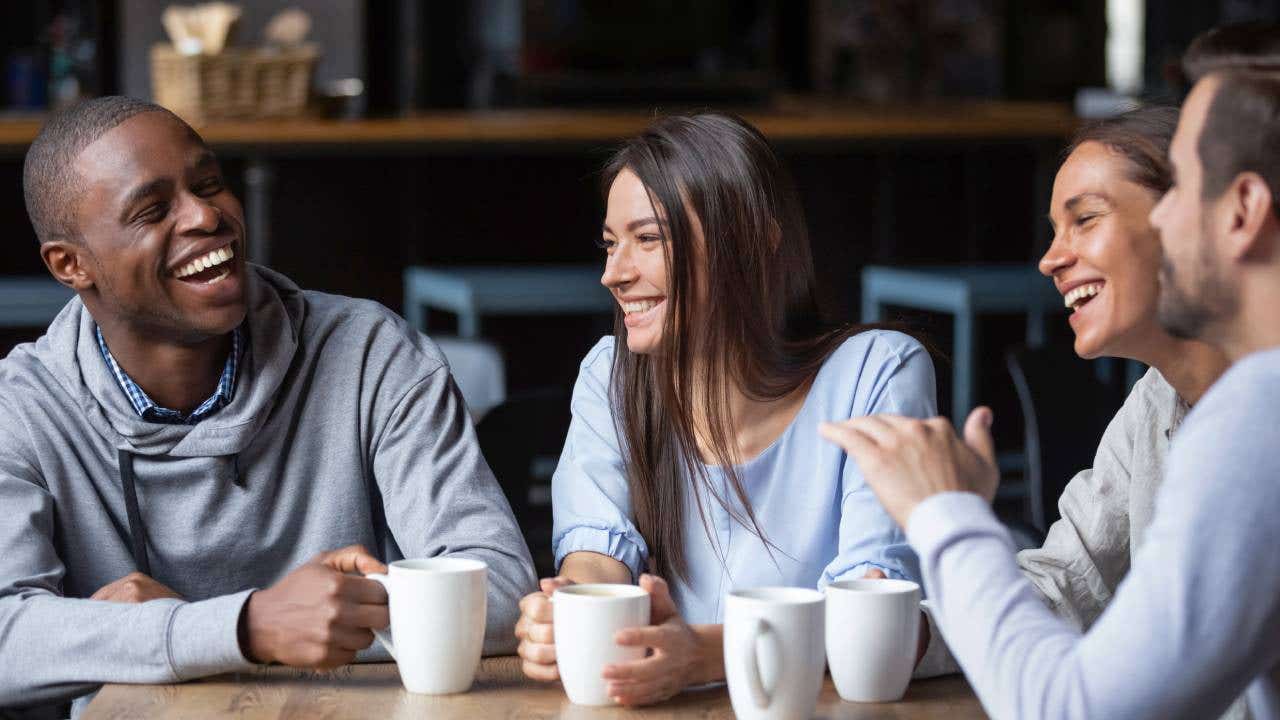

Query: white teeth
174 245 235 278
1063 282 1104 309
621 300 660 315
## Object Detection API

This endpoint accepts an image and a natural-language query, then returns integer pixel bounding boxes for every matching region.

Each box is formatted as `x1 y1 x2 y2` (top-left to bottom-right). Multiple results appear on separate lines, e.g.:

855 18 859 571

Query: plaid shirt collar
95 325 243 425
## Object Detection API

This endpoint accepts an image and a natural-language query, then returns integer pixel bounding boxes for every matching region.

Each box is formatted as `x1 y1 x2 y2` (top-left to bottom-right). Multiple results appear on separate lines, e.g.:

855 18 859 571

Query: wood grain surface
84 656 987 720
0 102 1074 155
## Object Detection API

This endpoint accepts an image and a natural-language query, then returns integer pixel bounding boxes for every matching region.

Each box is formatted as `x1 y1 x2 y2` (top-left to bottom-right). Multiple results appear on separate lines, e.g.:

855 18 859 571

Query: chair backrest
433 335 506 421
1007 345 1123 533
476 389 572 578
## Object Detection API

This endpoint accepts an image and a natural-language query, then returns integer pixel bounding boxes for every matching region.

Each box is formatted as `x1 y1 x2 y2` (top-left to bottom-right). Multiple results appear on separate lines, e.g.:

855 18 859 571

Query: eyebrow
193 150 219 170
117 178 174 223
601 216 665 234
1063 192 1112 212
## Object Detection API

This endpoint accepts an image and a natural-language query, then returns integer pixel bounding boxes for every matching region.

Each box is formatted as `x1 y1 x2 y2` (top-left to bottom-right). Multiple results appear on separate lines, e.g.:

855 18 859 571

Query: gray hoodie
0 266 536 713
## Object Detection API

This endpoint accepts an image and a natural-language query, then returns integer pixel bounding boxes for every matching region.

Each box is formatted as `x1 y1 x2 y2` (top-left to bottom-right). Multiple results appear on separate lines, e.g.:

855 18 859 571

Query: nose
175 193 221 235
600 241 638 290
1038 231 1075 279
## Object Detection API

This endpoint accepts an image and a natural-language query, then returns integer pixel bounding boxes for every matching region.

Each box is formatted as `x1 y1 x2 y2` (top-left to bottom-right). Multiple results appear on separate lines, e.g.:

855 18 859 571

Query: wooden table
84 656 986 719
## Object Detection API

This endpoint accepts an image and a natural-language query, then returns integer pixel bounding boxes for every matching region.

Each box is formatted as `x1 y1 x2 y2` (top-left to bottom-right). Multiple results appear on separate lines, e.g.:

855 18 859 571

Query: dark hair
23 96 180 245
600 113 872 583
1065 105 1179 198
1198 71 1280 217
1183 22 1280 83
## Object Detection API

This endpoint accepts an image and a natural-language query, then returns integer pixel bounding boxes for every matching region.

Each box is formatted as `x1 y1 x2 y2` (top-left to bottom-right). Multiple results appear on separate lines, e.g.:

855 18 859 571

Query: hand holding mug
241 545 389 669
515 576 574 681
603 574 701 706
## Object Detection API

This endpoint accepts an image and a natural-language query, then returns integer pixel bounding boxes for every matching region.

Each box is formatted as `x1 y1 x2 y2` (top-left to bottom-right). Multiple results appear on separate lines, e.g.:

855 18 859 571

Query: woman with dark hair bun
513 112 937 705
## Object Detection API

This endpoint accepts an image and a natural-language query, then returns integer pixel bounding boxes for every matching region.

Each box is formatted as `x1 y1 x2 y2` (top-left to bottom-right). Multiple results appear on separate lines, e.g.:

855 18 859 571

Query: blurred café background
0 0 1271 574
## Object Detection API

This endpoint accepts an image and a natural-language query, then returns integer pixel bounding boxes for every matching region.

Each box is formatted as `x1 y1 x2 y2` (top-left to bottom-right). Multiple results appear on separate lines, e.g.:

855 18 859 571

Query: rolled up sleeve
551 339 649 580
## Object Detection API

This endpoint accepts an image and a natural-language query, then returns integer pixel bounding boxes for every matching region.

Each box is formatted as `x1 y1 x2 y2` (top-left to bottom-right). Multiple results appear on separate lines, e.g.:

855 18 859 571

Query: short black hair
23 96 182 245
1183 22 1280 83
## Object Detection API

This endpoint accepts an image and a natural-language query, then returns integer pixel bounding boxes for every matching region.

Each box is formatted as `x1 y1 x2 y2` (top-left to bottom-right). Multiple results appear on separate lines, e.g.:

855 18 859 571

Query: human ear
1226 172 1276 261
40 240 96 291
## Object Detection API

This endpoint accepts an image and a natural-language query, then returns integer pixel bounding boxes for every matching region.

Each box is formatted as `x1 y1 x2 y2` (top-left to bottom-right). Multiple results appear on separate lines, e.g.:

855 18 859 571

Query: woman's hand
602 574 710 706
515 577 573 681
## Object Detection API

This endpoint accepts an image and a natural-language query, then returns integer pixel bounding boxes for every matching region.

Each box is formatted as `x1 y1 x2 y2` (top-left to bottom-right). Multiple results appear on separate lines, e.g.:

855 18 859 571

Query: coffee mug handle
365 573 396 660
742 618 777 709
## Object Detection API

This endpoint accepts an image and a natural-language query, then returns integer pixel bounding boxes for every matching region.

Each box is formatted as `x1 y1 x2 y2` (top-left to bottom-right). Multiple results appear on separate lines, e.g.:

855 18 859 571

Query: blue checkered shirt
95 325 243 424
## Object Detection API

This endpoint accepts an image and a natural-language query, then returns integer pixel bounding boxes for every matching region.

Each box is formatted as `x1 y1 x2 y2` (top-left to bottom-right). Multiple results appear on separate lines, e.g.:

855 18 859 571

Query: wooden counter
0 102 1075 156
83 655 987 719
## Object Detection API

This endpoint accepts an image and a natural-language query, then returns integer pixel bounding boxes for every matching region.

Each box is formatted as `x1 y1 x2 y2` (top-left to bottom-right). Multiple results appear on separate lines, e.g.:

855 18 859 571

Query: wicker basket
150 43 317 124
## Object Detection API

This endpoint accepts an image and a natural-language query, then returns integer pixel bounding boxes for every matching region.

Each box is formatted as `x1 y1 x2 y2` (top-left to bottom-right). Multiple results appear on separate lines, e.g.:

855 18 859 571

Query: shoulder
1185 348 1280 431
579 335 616 369
1126 367 1179 419
809 329 936 420
299 289 447 377
815 329 932 388
1170 349 1280 491
567 336 617 404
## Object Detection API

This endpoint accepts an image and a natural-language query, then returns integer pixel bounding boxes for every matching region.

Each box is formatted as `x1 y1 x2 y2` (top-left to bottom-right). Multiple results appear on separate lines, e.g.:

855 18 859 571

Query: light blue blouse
551 330 937 624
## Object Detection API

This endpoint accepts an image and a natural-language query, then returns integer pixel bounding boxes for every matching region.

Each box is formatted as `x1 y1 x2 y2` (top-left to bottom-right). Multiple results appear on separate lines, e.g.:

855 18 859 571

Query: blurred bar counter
0 101 1076 156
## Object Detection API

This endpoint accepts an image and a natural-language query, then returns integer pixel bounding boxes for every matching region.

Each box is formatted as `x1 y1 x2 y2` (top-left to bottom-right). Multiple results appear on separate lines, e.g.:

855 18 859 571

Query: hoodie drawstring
117 449 151 575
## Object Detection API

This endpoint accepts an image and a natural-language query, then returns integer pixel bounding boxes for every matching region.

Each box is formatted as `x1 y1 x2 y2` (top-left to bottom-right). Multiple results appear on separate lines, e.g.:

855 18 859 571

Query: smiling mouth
621 298 663 315
1064 282 1104 312
173 244 235 285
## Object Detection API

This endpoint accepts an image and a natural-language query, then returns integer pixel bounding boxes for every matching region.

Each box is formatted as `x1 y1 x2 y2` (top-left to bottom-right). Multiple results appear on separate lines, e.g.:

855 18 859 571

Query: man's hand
241 545 390 669
90 572 183 603
603 574 705 706
820 407 998 528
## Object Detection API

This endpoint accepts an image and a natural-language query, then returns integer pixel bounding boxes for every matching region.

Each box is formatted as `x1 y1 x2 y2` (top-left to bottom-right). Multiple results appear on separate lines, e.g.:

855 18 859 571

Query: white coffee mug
552 583 650 706
824 578 920 702
724 587 826 720
366 558 487 694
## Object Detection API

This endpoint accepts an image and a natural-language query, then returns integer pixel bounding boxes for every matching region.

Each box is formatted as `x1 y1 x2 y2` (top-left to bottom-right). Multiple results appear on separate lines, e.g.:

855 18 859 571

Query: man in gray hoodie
1 96 537 716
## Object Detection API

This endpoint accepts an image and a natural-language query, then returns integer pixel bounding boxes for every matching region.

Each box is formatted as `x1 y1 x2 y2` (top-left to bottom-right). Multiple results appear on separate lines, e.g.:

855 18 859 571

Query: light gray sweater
0 266 536 714
917 367 1249 718
908 349 1280 718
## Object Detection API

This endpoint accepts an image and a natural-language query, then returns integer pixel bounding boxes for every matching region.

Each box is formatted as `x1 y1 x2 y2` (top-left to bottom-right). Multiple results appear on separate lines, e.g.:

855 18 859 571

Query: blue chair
0 277 74 328
861 264 1064 427
402 265 614 338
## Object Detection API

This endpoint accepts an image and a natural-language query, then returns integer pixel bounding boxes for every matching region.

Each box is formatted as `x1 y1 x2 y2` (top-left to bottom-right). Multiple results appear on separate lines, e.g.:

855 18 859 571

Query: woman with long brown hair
513 112 937 704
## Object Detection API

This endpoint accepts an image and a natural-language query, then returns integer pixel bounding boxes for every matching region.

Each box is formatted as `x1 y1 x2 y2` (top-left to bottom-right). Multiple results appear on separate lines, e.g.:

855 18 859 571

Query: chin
625 332 661 355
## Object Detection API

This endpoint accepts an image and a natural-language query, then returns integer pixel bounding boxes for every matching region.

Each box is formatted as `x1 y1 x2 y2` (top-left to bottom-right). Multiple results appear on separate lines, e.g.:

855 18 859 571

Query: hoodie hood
32 264 305 458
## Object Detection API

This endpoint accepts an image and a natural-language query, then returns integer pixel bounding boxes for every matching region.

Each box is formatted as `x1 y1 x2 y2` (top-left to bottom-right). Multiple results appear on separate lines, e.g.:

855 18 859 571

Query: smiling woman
513 113 939 706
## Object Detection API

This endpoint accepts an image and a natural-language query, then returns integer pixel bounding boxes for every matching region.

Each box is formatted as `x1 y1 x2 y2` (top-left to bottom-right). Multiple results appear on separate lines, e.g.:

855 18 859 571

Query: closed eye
594 236 615 250
193 176 224 197
136 202 169 224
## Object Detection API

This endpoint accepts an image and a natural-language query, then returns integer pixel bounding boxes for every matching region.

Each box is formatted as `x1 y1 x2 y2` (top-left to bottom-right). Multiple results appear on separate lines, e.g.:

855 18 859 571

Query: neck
689 364 812 465
1220 272 1280 362
96 320 231 414
1141 337 1228 406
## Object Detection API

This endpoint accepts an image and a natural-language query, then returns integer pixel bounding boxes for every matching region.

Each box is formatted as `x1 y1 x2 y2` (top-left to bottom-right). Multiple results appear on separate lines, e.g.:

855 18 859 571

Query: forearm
559 551 633 584
0 590 255 706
